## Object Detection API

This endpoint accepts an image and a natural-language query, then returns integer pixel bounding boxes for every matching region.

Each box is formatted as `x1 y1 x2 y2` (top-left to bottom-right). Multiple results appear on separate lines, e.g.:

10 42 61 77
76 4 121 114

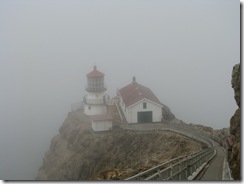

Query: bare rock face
228 63 240 180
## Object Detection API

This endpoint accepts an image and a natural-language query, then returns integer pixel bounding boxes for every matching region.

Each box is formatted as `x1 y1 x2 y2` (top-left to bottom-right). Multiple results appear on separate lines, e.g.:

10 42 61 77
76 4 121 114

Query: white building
91 114 113 132
83 66 109 116
117 77 163 123
83 66 113 132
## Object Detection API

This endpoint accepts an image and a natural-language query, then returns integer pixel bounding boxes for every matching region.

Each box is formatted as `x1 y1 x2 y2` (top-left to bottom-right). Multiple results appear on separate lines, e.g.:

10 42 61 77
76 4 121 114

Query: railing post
199 153 202 166
170 162 173 180
187 155 192 177
194 156 197 170
192 157 195 173
196 155 199 169
157 169 161 180
179 160 182 180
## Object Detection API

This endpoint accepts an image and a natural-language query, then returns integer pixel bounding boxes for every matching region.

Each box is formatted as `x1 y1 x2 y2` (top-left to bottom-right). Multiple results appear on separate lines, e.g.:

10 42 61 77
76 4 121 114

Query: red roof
91 114 113 122
118 78 162 107
87 65 104 77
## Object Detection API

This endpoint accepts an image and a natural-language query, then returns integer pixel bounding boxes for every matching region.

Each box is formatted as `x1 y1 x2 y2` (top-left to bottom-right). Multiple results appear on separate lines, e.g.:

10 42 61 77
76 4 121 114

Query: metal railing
83 95 109 105
123 123 213 148
85 83 107 92
125 147 216 180
115 101 128 124
166 123 220 144
163 126 214 148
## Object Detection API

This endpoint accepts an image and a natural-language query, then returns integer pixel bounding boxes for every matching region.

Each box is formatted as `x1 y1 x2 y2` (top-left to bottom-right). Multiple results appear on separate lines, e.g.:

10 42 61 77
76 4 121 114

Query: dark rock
231 64 240 107
228 63 240 180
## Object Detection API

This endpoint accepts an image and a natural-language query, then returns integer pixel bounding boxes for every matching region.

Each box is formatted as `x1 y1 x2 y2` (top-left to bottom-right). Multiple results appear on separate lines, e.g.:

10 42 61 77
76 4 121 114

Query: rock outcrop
228 63 240 180
231 64 241 107
161 104 175 121
36 109 204 180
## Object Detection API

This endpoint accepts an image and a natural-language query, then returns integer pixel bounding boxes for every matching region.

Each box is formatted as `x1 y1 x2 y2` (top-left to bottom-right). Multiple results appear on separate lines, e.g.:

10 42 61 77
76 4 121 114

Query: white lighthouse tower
83 66 109 116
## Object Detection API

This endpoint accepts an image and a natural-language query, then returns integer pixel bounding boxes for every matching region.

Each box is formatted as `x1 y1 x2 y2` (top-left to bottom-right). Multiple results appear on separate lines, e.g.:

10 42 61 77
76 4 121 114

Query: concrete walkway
200 144 225 180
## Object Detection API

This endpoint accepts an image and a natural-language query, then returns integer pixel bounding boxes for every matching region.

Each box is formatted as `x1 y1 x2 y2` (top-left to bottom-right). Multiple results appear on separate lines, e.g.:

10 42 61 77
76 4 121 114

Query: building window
143 102 147 109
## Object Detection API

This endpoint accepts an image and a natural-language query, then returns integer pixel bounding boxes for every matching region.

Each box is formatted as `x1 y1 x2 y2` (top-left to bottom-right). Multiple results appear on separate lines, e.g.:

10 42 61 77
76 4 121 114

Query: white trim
126 98 163 109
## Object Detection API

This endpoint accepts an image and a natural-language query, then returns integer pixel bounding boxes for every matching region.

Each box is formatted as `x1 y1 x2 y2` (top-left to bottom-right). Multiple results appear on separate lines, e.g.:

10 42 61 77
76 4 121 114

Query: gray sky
0 0 239 180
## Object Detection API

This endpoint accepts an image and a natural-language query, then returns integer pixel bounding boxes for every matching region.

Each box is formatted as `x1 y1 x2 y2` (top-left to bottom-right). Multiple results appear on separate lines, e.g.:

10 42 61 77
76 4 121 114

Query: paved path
200 143 225 180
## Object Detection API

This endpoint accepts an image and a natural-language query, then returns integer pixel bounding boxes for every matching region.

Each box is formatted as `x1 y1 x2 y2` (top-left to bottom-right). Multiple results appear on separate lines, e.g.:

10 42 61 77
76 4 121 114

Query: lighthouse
83 66 109 116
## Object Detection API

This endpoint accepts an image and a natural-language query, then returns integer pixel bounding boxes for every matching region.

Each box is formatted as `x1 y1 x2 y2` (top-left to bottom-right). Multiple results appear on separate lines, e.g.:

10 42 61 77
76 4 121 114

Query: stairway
115 102 128 124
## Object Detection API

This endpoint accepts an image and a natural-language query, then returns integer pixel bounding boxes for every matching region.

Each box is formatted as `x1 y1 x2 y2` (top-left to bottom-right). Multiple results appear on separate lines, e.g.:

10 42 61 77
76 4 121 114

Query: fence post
179 160 182 180
157 169 161 180
187 155 192 177
170 162 173 180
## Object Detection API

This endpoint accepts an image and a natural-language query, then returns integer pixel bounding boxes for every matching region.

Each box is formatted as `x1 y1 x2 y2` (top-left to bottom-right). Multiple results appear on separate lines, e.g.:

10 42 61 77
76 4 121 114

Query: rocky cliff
228 63 240 180
36 109 205 180
161 103 175 121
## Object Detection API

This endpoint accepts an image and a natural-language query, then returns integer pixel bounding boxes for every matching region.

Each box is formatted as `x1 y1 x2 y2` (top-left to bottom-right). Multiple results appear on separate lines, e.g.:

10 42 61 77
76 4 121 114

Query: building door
137 111 153 123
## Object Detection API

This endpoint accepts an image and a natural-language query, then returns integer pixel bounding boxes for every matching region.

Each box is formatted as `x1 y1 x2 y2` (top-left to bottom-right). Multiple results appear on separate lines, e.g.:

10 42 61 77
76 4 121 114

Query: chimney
132 76 136 83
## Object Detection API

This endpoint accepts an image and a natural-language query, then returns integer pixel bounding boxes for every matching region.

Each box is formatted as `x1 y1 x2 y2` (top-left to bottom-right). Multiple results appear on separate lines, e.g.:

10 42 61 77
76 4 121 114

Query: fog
0 0 239 180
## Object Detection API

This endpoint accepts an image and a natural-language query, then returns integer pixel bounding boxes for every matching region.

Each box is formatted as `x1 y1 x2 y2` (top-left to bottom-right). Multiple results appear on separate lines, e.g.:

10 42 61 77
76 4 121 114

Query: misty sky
0 0 240 180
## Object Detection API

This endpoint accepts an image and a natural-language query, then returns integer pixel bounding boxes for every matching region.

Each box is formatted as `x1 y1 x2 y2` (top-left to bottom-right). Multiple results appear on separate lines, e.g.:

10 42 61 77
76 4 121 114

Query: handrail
115 101 128 123
125 147 215 180
115 101 123 123
125 154 186 180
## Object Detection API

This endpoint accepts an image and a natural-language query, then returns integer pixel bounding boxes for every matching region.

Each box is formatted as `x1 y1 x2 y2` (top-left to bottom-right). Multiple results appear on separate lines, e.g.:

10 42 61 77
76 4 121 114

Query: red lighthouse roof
87 65 104 77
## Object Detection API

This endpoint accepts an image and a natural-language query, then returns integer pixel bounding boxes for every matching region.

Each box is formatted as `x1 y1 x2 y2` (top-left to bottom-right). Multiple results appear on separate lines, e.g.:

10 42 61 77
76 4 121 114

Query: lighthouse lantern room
83 66 109 116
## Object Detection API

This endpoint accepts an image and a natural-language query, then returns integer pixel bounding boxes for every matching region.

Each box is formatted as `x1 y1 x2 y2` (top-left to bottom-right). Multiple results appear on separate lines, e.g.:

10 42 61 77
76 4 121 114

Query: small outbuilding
91 114 113 132
117 77 163 123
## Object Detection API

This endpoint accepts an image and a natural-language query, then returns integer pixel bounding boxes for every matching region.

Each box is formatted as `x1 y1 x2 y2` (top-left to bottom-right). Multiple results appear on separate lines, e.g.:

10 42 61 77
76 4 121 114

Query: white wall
125 99 162 123
92 121 112 131
84 92 105 105
84 104 107 115
86 91 105 99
